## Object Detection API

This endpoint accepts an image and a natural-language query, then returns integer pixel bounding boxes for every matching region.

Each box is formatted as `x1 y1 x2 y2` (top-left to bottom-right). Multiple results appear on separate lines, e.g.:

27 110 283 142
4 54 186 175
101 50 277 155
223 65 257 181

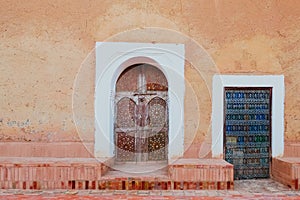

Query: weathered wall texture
0 0 299 157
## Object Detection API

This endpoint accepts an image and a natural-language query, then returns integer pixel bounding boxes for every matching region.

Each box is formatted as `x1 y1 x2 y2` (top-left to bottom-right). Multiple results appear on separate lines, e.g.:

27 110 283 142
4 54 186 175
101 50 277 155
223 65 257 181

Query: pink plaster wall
0 0 300 158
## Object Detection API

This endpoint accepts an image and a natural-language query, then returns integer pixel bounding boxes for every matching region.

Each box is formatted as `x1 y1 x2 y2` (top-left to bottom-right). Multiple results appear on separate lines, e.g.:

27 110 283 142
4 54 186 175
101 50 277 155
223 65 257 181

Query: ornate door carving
114 64 168 162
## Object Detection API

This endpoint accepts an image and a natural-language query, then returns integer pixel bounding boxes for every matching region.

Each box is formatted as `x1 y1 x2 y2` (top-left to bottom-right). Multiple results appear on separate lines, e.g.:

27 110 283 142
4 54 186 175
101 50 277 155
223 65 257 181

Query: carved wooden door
114 64 168 163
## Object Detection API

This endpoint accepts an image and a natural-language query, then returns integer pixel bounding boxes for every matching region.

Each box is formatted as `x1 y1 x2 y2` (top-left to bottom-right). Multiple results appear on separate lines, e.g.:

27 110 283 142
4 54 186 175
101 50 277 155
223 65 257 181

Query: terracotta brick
86 167 92 180
22 181 26 189
0 168 3 181
272 157 300 190
47 167 52 181
77 180 84 190
68 180 72 189
0 158 236 190
32 167 37 181
175 181 182 190
96 166 101 179
53 181 58 189
149 181 155 190
54 167 59 181
61 181 66 189
44 181 49 190
14 181 19 189
44 181 48 190
65 167 70 181
98 180 105 190
35 181 40 190
209 181 216 190
36 167 42 181
3 168 8 181
19 167 24 181
79 166 84 180
67 167 71 180
10 167 14 181
55 167 60 181
199 182 204 189
29 167 33 181
42 167 47 181
49 181 55 190
8 181 13 189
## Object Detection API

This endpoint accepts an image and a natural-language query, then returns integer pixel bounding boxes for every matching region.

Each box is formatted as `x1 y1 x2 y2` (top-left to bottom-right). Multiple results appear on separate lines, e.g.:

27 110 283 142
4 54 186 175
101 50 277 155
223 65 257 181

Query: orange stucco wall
0 0 299 158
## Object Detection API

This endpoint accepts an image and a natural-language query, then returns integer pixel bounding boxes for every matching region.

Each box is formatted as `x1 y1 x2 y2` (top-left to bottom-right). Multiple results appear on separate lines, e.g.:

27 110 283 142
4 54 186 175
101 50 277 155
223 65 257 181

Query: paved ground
0 179 299 199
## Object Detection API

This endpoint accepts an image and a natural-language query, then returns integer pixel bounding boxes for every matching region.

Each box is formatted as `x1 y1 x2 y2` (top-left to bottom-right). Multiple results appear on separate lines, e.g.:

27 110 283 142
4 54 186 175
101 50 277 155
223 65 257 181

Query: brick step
0 157 234 190
169 159 234 182
272 157 300 190
0 157 112 190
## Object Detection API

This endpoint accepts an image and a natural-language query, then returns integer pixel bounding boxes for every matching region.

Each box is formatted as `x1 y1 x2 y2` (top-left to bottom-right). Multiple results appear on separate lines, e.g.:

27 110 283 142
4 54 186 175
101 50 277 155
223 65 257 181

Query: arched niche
114 63 168 163
95 42 185 161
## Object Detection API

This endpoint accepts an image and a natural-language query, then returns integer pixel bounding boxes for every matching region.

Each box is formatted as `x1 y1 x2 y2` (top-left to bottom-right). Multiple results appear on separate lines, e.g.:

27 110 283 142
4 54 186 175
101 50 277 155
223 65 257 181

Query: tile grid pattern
224 88 271 180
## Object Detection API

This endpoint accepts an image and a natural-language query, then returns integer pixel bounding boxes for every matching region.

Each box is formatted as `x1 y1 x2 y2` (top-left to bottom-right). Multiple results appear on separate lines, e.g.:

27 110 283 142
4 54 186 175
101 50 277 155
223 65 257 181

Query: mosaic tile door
224 88 272 180
114 64 168 163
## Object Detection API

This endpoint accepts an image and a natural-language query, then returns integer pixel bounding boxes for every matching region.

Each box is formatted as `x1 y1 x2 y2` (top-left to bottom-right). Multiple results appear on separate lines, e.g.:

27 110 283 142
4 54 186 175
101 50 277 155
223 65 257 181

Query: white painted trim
212 75 285 158
95 42 185 159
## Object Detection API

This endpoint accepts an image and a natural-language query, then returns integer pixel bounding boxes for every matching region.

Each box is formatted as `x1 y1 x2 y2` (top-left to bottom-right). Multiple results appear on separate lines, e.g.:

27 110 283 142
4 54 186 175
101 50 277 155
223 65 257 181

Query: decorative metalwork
148 132 168 161
224 88 272 180
149 97 167 129
116 97 136 129
116 132 135 162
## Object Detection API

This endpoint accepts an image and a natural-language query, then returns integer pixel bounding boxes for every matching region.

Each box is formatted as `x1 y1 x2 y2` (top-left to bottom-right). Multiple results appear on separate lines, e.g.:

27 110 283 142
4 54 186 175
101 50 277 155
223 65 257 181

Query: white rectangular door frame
212 75 285 158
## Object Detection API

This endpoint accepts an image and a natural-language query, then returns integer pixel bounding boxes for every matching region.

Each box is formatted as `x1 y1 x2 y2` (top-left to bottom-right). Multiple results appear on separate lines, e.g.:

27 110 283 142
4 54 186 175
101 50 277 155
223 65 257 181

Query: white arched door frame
95 42 185 160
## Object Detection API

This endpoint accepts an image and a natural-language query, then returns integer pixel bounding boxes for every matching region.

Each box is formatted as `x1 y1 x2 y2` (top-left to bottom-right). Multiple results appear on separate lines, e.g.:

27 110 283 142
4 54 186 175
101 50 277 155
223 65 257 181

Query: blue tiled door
224 88 272 180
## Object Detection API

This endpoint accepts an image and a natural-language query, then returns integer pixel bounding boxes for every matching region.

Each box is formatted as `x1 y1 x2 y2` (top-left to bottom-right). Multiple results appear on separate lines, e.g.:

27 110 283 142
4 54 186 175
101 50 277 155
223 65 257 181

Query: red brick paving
0 179 299 199
0 194 299 200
